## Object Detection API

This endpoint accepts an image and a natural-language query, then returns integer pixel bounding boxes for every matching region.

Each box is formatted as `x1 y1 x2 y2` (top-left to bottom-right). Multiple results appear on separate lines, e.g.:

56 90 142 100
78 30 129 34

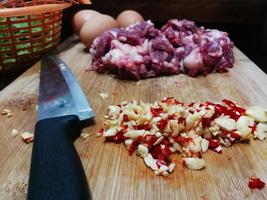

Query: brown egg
72 10 101 34
116 10 144 27
80 14 118 47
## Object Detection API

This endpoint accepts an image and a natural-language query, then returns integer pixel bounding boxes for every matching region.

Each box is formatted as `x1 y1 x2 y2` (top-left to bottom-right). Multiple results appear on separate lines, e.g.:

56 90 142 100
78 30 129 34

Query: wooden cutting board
0 36 267 200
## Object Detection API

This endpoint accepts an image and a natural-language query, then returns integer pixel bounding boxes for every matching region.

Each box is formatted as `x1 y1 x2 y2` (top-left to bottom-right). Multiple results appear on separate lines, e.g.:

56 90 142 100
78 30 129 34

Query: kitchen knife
27 55 94 200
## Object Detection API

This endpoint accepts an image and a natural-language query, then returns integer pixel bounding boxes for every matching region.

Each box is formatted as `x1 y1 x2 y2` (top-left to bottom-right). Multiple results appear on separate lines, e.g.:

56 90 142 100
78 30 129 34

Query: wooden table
0 36 267 199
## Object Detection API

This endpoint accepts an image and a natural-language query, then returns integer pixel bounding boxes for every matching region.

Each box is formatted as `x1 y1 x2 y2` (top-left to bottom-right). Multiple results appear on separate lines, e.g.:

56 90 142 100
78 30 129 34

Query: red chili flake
123 114 129 122
162 139 171 146
121 124 128 133
128 141 138 155
208 139 220 149
136 135 144 142
182 159 186 167
201 117 211 129
207 138 222 154
220 130 241 140
172 136 192 145
222 99 246 115
178 117 185 124
162 97 174 101
168 114 176 120
134 122 151 131
175 100 184 105
210 112 219 121
249 123 258 134
144 135 157 149
206 101 215 106
161 145 172 157
214 104 240 120
151 145 162 159
248 177 265 189
157 119 168 131
222 99 236 107
150 107 163 117
230 131 241 139
151 145 170 163
127 136 144 155
97 128 104 136
112 130 127 143
188 102 195 107
162 97 183 106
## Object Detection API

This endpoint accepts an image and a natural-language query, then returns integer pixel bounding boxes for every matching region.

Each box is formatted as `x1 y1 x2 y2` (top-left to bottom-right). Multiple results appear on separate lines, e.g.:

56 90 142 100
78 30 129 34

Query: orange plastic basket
0 0 86 74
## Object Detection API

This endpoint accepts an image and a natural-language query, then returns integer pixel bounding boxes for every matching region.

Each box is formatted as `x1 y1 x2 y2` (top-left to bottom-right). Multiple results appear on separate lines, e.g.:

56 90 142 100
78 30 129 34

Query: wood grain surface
0 36 267 200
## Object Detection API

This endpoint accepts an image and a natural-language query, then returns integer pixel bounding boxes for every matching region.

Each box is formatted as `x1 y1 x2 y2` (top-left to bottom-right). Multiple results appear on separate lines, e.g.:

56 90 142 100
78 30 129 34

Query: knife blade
27 55 94 200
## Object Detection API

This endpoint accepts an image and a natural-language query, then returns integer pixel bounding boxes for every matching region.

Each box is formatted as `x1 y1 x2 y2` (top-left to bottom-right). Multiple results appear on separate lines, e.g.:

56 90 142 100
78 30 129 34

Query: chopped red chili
188 102 195 107
97 128 104 136
222 99 246 115
157 119 168 131
144 135 157 148
201 117 211 129
128 141 138 155
173 136 192 144
178 117 186 124
150 107 163 117
123 114 129 122
134 123 151 130
249 123 258 134
248 177 265 189
208 139 220 149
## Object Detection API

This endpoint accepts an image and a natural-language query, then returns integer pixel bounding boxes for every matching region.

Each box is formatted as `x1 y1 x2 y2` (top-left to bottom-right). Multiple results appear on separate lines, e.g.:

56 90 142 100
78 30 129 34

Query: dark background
1 0 267 89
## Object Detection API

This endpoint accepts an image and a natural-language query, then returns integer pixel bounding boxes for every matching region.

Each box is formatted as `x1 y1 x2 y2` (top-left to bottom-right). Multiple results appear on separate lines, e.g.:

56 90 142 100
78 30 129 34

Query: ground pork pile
90 19 234 79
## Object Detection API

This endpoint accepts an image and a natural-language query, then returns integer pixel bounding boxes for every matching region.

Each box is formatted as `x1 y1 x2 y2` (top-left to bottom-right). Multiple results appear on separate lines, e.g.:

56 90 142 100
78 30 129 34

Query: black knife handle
27 115 91 200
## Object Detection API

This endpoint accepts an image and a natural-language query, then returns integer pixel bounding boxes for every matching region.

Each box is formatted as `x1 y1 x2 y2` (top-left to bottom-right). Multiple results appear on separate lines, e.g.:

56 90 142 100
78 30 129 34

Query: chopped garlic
136 81 142 86
236 116 254 140
155 165 169 176
124 129 145 139
80 132 90 140
124 139 133 146
255 123 267 141
6 112 13 118
136 144 148 158
183 158 205 170
246 106 267 122
144 154 158 171
99 93 109 100
168 163 176 173
201 138 209 153
153 136 164 146
1 109 13 118
11 129 19 137
103 128 117 137
21 132 34 144
2 109 11 115
215 116 236 131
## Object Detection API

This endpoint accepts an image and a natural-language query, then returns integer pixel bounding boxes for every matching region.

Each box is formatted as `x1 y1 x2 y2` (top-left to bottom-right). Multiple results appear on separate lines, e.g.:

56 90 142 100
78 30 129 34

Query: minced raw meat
90 19 234 80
